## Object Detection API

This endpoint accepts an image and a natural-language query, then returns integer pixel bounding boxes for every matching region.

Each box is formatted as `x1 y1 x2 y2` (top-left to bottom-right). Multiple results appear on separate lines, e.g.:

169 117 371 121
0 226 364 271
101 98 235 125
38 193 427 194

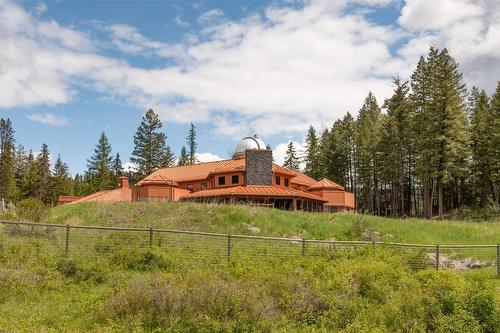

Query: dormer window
218 176 226 185
275 176 281 185
284 178 289 187
232 175 239 184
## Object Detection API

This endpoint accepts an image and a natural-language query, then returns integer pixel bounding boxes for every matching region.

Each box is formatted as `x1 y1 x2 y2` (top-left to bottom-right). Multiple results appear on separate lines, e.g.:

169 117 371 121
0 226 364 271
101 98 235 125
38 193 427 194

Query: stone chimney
118 176 129 189
245 149 273 185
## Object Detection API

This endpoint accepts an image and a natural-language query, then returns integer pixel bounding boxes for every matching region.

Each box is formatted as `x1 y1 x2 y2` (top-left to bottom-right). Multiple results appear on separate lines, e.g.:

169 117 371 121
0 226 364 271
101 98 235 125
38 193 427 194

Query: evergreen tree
87 132 114 191
35 143 51 203
178 145 189 166
283 141 300 171
488 82 500 204
131 109 173 177
14 144 29 200
469 89 492 206
48 155 72 204
113 153 124 177
355 92 382 214
379 77 414 216
0 118 17 201
22 151 38 199
186 122 197 165
303 126 322 180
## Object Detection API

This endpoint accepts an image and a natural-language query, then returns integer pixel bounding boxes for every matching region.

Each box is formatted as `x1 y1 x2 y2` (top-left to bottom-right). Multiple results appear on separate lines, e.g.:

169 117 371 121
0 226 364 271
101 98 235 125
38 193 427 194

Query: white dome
233 136 266 159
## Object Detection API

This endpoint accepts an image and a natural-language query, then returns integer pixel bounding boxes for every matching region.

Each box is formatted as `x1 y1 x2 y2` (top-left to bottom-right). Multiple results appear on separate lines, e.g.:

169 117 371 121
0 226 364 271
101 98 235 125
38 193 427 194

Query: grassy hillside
1 202 499 331
46 202 500 244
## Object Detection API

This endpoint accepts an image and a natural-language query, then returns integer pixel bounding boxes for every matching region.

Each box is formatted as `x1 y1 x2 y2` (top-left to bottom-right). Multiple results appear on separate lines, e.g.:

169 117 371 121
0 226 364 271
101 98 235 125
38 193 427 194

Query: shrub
16 198 47 222
110 248 172 271
56 257 109 284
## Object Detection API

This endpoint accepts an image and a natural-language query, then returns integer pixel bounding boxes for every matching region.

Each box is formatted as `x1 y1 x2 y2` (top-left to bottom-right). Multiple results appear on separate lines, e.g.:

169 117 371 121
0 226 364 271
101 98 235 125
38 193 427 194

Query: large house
65 137 355 212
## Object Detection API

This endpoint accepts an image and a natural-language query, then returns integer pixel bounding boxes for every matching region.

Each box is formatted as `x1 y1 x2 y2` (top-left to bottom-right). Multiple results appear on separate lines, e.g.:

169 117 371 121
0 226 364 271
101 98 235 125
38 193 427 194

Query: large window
218 176 226 186
187 184 193 191
232 175 239 184
275 176 281 185
201 183 207 190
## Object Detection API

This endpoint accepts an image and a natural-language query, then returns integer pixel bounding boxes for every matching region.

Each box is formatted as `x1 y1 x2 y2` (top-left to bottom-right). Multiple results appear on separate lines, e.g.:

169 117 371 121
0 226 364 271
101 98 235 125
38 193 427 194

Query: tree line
284 47 499 218
0 109 198 205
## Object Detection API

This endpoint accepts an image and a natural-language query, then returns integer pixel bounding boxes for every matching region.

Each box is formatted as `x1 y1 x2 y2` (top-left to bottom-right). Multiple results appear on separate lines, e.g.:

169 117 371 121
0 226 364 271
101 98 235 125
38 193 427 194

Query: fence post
149 226 153 248
65 225 70 253
227 234 231 260
497 244 499 278
301 238 306 256
435 244 439 270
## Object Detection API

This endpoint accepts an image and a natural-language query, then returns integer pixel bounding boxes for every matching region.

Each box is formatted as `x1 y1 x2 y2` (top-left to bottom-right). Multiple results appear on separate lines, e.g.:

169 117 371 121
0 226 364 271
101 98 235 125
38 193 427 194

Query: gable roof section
70 187 132 204
287 169 317 187
308 178 345 191
136 158 305 185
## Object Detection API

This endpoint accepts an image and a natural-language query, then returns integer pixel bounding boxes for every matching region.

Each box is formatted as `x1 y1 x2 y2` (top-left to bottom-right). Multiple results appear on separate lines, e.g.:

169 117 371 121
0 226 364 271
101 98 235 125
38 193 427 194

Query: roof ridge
156 158 235 171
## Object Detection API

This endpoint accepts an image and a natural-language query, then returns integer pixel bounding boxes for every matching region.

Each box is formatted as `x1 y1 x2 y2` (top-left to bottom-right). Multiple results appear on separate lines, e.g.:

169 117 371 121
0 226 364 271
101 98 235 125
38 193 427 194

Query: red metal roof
136 158 311 185
181 185 328 202
69 187 132 204
308 178 345 191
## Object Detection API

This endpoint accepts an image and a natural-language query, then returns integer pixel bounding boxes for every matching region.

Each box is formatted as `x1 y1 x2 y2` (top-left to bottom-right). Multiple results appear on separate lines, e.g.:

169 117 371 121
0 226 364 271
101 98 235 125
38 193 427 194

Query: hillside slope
47 202 500 244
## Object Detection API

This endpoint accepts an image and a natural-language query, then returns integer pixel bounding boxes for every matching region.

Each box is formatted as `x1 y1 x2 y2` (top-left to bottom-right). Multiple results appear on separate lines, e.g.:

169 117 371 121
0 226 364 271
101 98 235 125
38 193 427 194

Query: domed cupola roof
233 135 266 159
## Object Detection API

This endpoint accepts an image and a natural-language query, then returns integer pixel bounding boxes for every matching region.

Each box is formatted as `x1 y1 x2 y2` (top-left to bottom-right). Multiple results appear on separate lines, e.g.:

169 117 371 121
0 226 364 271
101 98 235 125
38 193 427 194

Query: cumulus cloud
196 152 223 163
27 113 69 126
34 2 47 16
1 0 499 139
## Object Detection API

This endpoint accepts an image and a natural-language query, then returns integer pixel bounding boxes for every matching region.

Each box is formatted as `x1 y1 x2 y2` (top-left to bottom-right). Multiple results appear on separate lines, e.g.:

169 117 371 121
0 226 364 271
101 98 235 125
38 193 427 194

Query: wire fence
1 220 499 276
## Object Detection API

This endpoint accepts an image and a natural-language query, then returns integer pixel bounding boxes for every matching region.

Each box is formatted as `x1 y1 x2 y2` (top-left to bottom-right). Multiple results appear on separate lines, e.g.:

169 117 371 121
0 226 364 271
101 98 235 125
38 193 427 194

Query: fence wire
0 221 498 276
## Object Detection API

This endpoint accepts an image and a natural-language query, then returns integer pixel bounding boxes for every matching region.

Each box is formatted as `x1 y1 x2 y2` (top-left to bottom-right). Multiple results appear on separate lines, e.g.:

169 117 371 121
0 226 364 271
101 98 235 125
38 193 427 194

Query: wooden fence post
65 225 70 253
301 238 306 256
435 245 439 270
227 234 232 260
497 244 499 278
149 226 153 248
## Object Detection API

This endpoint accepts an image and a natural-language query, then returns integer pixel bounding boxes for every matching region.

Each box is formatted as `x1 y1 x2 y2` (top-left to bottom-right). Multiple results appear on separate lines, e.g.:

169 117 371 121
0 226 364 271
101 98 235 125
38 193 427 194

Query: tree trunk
437 178 444 220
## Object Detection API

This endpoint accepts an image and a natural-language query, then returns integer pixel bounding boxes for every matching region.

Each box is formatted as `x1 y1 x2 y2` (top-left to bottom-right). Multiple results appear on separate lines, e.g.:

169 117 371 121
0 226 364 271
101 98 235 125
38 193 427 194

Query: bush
56 257 109 284
110 248 172 271
16 198 47 222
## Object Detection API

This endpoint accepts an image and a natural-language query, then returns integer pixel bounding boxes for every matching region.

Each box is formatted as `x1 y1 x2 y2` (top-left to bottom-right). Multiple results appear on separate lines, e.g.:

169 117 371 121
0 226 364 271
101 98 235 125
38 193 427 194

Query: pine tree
178 145 189 166
488 82 500 204
87 132 114 191
186 122 197 165
0 118 17 201
324 120 349 188
113 153 124 177
411 47 469 218
131 109 173 177
14 144 29 200
283 141 300 171
303 126 322 180
355 92 382 214
48 155 72 204
380 77 414 216
35 143 51 203
22 151 38 199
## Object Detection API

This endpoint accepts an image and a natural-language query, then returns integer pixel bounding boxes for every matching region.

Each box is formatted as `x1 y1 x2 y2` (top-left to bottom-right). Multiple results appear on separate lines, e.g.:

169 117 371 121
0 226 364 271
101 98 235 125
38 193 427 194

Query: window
218 176 226 185
284 178 289 187
232 175 239 184
201 183 207 190
275 176 281 185
187 184 193 191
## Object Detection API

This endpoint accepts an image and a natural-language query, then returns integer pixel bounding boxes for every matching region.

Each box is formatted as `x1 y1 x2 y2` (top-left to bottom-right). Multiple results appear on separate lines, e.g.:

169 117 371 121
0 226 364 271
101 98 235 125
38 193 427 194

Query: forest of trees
1 47 498 218
0 109 196 206
285 47 499 218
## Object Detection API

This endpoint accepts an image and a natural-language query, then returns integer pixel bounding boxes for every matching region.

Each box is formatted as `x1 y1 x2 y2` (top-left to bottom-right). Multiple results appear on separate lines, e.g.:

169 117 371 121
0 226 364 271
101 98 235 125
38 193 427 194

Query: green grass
44 202 500 244
1 202 500 331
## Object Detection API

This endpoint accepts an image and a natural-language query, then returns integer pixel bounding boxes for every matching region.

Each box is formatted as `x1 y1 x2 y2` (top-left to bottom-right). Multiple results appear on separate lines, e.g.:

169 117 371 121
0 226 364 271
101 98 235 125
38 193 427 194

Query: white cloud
1 0 499 139
196 152 223 163
174 15 190 27
198 9 224 24
27 113 69 126
123 161 137 172
34 2 47 16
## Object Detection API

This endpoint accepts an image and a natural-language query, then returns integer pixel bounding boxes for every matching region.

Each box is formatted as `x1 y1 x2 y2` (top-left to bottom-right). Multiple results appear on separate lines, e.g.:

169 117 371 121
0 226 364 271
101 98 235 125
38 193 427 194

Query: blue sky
1 0 499 174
